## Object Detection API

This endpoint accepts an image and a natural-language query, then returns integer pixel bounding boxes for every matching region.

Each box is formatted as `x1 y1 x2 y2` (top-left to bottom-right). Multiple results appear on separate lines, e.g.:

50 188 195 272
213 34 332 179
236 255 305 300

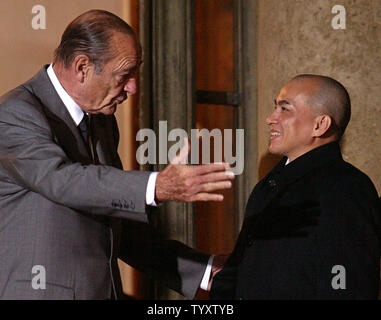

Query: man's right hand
155 138 235 203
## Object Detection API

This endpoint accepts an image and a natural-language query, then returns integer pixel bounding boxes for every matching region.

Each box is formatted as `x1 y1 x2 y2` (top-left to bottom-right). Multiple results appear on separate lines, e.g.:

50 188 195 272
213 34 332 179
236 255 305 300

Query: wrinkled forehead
111 32 141 57
106 33 142 70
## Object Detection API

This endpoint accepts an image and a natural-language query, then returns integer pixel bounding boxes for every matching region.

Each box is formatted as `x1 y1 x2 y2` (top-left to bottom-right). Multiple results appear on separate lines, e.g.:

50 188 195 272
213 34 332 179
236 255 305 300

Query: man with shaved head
0 10 234 299
210 75 381 299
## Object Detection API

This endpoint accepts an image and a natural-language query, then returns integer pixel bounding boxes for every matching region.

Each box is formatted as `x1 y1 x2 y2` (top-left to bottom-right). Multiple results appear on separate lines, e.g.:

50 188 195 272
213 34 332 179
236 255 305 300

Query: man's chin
268 143 276 153
100 104 117 115
268 144 283 156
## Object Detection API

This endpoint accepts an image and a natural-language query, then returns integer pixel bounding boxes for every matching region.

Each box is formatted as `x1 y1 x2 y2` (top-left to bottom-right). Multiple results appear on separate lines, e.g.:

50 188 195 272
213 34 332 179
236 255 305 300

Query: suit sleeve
0 98 150 216
118 218 209 299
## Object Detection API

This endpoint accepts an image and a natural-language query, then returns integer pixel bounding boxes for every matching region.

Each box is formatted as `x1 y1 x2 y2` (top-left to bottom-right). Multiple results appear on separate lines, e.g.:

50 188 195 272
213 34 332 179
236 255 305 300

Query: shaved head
291 74 351 139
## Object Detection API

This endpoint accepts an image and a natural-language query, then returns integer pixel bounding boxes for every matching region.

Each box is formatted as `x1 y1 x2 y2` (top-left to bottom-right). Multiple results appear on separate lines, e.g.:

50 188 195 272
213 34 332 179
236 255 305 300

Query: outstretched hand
155 138 235 202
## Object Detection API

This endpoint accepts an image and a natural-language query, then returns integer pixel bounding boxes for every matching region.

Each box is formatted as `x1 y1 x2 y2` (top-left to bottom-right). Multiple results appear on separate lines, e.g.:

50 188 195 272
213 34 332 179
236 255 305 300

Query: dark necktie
78 114 96 163
78 113 90 143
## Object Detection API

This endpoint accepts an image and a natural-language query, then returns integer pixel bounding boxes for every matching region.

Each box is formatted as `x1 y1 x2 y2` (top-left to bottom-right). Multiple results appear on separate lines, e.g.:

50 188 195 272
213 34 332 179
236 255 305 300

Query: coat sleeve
0 97 150 217
315 171 381 299
209 220 252 300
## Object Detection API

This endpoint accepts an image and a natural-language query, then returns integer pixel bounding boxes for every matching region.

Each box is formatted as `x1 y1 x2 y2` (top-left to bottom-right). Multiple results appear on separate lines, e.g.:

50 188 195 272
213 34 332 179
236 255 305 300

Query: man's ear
72 55 92 83
312 114 332 137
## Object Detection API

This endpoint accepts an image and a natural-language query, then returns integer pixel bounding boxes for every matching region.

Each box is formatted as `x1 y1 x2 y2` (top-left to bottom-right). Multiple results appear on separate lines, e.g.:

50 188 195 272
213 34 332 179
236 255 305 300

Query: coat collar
245 142 343 218
277 141 343 186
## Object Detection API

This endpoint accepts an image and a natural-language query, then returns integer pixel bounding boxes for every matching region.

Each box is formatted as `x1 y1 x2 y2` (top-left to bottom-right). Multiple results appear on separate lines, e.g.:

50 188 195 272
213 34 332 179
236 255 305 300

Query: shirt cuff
146 172 159 206
200 255 214 291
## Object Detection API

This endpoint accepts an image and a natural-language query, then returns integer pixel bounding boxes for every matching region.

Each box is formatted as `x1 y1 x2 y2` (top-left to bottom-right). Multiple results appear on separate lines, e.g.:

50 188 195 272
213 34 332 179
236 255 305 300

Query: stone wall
257 0 381 193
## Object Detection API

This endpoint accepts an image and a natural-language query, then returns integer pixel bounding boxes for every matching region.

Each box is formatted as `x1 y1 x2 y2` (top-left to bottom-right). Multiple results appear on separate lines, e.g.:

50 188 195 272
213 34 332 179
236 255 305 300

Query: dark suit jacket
0 66 208 299
211 142 381 299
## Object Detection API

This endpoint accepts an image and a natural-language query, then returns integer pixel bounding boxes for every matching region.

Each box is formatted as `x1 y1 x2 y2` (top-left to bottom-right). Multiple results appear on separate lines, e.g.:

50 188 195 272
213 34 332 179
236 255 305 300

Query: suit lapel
25 66 128 168
24 65 93 164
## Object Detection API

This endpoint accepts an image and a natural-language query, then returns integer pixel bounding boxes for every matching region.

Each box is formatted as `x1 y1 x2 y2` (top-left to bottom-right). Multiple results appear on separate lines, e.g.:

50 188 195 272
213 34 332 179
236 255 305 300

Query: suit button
247 235 254 247
268 179 277 187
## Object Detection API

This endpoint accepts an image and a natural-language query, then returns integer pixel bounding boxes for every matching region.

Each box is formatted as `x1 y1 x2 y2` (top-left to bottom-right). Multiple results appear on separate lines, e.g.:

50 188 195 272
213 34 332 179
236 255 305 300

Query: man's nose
124 78 137 95
266 110 277 125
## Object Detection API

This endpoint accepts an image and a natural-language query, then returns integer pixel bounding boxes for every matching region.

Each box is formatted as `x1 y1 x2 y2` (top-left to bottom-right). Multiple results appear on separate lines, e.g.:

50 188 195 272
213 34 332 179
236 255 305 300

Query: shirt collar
46 63 85 126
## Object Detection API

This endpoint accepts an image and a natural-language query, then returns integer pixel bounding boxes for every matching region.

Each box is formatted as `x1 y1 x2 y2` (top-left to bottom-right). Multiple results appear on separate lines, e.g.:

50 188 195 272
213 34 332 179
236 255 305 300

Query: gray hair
54 10 137 73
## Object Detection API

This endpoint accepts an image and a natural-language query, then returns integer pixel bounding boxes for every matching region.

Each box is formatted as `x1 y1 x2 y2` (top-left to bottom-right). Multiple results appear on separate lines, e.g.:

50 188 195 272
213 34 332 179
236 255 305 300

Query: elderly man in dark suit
0 10 234 299
210 74 381 299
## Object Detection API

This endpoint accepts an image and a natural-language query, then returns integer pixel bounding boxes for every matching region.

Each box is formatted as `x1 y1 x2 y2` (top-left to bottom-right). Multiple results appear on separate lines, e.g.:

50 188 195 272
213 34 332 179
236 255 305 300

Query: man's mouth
270 131 281 140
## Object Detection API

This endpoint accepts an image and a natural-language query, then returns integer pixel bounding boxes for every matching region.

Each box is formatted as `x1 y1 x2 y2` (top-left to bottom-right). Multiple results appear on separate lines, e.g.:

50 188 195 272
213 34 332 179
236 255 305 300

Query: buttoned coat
211 142 381 299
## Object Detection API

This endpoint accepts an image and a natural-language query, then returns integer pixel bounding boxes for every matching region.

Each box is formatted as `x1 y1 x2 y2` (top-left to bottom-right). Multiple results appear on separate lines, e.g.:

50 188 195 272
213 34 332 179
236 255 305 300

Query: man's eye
274 105 288 111
117 75 128 83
